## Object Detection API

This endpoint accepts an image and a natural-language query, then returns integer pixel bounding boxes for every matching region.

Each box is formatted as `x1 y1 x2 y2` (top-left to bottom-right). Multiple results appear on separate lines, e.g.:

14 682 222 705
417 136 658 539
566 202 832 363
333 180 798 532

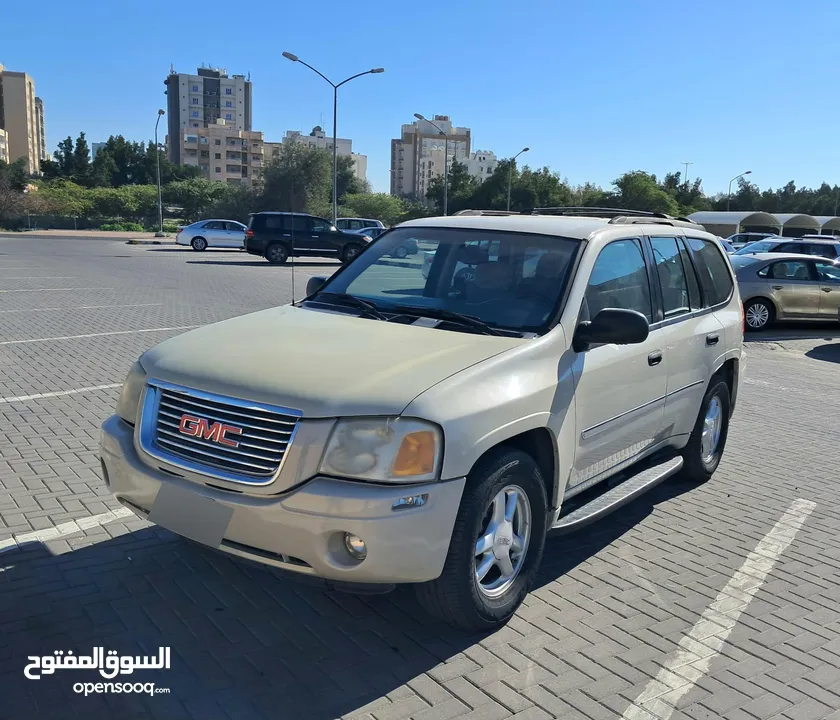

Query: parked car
726 232 779 250
349 228 418 259
101 208 743 631
176 220 247 251
336 217 385 232
735 237 840 259
733 252 840 330
245 212 370 265
350 226 387 240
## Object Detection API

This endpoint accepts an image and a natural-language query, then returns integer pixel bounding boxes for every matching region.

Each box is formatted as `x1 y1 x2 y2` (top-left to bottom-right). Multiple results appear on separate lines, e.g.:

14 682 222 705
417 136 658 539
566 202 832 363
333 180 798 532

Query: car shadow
744 321 840 343
0 476 694 720
185 260 341 268
805 342 840 364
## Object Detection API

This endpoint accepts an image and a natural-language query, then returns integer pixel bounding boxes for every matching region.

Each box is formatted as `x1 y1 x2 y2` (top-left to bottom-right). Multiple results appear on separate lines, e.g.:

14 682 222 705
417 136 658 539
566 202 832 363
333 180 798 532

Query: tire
415 448 548 632
744 298 773 331
341 243 363 264
678 379 731 484
265 243 289 265
392 245 408 259
191 237 208 251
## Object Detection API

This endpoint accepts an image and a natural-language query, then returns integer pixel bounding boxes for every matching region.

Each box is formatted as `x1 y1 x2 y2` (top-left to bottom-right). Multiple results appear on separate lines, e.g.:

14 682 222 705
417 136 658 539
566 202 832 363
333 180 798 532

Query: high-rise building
164 65 252 164
269 126 367 183
34 97 46 161
0 64 44 174
179 118 263 187
90 142 107 162
463 150 498 183
0 128 9 163
390 115 471 199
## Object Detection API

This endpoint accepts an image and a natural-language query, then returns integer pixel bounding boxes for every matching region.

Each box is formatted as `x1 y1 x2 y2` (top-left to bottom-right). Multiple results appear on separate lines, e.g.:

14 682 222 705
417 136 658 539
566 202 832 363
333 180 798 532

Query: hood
140 305 524 417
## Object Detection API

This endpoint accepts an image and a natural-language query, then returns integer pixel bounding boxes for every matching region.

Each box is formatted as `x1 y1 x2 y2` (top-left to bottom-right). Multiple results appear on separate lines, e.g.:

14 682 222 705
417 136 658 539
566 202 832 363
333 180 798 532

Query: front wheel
392 245 408 259
678 379 731 484
191 237 207 251
744 298 773 331
415 449 547 632
341 243 363 264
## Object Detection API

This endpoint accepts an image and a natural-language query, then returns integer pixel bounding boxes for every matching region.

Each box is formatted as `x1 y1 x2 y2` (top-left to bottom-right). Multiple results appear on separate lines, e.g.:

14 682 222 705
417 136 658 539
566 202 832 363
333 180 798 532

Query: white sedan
176 220 247 251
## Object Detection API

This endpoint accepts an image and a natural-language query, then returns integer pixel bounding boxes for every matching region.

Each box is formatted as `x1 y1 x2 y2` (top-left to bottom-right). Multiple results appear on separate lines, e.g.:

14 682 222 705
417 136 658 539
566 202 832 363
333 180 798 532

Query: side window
264 215 287 231
769 261 810 280
685 238 734 306
204 221 223 230
776 242 801 253
676 238 702 310
585 239 652 322
311 217 331 232
225 222 242 232
813 261 840 282
292 215 313 233
650 237 692 318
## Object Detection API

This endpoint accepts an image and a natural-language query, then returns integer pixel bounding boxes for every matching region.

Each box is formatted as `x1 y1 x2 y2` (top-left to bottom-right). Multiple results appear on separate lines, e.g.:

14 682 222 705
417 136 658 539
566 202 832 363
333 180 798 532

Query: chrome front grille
138 380 301 485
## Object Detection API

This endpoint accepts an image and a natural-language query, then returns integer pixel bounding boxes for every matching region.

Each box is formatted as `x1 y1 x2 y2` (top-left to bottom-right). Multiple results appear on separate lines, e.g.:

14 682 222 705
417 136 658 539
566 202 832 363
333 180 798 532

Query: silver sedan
732 252 840 331
176 219 247 251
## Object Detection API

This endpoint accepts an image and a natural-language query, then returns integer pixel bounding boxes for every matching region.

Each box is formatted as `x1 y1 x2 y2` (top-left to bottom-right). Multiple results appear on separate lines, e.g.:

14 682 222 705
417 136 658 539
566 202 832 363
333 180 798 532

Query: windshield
313 227 580 334
735 240 778 255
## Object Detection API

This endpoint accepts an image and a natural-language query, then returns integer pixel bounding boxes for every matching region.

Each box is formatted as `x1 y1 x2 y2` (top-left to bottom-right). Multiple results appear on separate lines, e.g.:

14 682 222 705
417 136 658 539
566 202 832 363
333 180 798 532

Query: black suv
245 212 369 265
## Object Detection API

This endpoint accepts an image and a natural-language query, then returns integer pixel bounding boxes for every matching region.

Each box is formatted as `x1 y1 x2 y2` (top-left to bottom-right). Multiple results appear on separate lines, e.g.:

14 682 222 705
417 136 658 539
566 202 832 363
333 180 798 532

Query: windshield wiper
310 292 388 320
391 305 503 336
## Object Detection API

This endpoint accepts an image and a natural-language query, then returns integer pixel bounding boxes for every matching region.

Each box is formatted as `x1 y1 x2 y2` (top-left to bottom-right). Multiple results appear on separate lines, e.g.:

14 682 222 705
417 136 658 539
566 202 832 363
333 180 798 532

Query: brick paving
1 234 839 719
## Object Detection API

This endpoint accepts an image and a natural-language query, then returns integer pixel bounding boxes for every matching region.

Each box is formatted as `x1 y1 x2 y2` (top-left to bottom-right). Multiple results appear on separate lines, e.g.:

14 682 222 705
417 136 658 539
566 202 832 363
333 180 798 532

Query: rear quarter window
685 237 734 306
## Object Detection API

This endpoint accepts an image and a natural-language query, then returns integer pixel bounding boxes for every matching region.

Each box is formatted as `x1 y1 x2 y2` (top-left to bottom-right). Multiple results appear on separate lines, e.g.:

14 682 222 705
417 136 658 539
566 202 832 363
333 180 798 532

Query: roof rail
452 209 518 216
520 206 671 219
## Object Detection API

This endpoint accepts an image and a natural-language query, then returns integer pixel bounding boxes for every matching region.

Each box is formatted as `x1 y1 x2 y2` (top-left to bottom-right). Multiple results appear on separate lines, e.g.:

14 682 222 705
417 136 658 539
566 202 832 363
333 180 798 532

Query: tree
611 171 680 215
73 132 91 185
0 158 28 225
336 154 369 201
163 178 227 221
54 136 75 178
259 143 331 214
340 193 406 226
426 160 479 214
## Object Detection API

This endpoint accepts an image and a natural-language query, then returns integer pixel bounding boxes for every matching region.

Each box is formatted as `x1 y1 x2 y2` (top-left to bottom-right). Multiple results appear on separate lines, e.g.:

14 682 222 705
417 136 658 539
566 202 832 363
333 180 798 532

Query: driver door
569 238 667 490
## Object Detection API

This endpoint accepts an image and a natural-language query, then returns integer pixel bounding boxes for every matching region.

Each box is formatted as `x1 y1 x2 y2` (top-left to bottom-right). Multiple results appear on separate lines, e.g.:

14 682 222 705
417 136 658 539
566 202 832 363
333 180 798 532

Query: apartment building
267 126 367 182
463 150 498 182
179 119 263 186
34 97 47 161
0 65 46 174
390 115 471 199
164 65 252 164
0 128 9 163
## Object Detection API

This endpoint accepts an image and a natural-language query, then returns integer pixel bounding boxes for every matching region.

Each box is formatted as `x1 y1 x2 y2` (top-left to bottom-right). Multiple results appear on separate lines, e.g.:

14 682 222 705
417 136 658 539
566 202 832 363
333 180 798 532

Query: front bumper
100 415 465 584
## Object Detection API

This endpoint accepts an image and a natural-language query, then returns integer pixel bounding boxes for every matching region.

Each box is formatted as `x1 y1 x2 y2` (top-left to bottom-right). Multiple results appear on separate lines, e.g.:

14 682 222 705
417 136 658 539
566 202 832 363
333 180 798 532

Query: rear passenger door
651 235 726 440
201 221 227 247
569 238 667 491
813 260 840 318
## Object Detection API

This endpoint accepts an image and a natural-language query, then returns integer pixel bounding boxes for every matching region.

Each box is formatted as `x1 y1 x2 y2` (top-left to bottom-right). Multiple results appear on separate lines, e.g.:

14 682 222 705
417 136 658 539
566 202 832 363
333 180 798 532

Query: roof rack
520 206 703 229
452 209 518 216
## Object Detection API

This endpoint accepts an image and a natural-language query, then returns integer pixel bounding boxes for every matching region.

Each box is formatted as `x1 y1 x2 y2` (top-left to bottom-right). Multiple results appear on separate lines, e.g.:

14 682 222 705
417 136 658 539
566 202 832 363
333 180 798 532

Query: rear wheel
191 237 207 251
678 379 731 484
744 298 773 331
415 449 547 632
341 243 363 264
392 245 408 259
266 244 289 265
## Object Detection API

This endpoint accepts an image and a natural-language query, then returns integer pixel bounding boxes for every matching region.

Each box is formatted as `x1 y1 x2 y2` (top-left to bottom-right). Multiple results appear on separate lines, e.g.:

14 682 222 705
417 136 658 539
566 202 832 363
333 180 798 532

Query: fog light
343 533 367 561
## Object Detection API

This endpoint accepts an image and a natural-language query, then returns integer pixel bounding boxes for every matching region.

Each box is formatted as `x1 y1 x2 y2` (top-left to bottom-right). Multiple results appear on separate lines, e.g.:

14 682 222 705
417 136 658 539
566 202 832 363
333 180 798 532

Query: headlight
319 418 442 483
116 360 148 425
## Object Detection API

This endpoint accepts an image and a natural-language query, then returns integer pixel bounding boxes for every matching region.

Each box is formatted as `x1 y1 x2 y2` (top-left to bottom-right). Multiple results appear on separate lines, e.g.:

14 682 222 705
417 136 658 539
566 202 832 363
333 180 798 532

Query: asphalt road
1 235 840 720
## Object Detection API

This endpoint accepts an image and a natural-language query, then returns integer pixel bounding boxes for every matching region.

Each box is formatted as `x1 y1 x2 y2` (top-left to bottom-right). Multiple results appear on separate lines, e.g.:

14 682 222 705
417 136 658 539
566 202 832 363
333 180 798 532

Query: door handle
647 351 663 367
822 287 833 292
706 333 719 346
771 285 783 290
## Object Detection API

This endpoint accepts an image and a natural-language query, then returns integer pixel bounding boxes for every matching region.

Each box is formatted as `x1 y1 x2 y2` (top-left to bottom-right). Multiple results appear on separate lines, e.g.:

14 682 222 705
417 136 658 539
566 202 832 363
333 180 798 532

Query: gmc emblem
178 414 243 448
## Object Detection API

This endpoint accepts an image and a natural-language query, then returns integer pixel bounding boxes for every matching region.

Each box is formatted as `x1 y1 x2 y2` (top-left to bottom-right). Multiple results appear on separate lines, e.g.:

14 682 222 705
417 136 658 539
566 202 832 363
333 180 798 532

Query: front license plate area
148 483 233 548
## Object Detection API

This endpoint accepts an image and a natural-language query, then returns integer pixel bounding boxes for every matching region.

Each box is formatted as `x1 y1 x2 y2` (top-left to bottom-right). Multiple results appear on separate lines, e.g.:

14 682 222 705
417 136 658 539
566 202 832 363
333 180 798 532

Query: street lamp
415 113 452 216
283 52 384 223
154 109 165 237
727 170 752 212
507 147 529 211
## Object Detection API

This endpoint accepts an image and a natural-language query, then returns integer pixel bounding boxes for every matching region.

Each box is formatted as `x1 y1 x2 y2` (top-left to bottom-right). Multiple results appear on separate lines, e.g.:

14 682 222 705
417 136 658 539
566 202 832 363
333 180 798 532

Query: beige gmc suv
100 207 744 631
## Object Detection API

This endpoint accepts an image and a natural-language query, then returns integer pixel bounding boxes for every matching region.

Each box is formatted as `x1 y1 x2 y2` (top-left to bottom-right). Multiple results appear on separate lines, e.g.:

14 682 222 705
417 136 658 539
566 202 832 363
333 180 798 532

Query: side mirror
573 308 649 353
330 226 338 233
306 276 328 297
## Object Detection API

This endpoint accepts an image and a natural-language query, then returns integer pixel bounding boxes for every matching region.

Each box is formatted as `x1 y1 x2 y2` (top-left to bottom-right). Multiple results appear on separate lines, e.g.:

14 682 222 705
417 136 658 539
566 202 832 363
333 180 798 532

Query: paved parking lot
1 234 840 720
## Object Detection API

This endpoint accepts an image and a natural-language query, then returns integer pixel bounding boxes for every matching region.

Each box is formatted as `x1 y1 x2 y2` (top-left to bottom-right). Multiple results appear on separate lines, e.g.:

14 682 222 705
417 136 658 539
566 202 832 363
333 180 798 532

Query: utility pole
682 161 693 188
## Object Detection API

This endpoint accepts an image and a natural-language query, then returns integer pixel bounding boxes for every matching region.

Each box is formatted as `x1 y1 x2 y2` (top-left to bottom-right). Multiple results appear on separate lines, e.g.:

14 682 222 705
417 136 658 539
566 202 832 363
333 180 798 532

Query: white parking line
0 325 198 345
621 498 816 720
0 508 135 556
1 276 77 279
0 287 114 293
0 303 163 314
0 384 122 404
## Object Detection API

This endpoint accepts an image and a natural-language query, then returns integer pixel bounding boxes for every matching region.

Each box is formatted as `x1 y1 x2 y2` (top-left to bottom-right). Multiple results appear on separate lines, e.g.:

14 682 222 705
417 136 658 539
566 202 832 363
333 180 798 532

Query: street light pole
727 170 752 212
414 113 452 216
154 109 165 236
282 52 384 224
507 147 529 211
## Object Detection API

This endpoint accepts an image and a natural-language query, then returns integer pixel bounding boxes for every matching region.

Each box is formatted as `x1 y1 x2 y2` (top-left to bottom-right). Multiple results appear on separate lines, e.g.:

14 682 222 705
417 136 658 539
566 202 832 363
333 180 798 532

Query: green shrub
99 221 145 232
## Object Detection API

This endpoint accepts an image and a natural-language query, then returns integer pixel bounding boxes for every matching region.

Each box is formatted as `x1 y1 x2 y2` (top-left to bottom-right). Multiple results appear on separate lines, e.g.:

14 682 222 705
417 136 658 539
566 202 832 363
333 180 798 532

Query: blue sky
5 0 839 195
